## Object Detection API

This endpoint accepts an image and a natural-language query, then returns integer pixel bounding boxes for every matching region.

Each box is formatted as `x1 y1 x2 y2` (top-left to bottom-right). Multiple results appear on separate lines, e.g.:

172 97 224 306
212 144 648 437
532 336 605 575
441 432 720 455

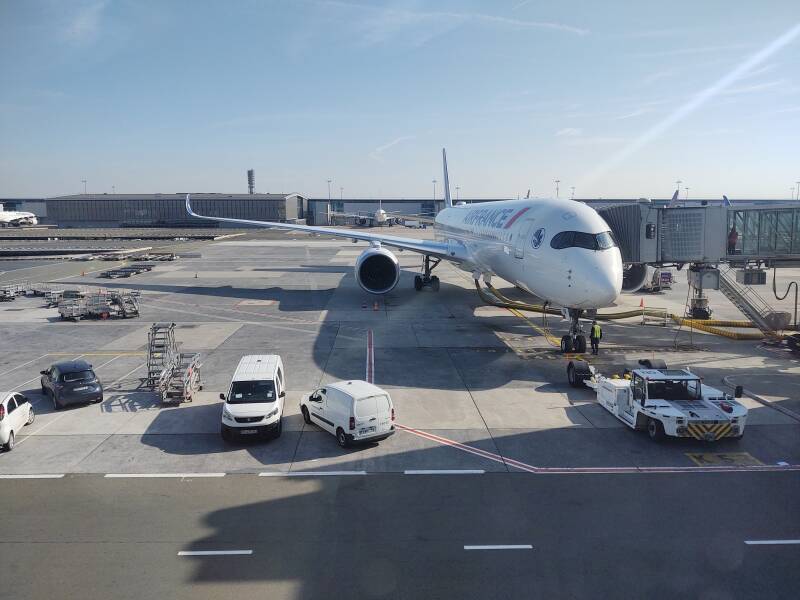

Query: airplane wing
185 195 466 262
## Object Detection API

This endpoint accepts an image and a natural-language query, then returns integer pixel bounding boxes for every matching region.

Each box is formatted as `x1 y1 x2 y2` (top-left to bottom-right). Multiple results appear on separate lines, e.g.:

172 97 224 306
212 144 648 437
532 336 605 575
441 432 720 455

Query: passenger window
7 397 17 413
14 394 26 405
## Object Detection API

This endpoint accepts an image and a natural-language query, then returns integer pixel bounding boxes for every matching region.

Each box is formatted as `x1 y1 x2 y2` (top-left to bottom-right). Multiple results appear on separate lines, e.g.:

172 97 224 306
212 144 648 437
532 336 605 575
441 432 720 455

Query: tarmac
1 226 798 598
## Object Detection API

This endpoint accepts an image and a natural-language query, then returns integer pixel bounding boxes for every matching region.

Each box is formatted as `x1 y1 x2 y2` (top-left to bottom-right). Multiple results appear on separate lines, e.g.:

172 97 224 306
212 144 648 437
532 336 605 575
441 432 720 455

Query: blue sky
1 0 799 199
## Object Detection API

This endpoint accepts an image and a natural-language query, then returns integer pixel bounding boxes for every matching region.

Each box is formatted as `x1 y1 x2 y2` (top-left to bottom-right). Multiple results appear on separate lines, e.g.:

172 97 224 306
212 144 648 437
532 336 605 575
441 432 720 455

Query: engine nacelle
355 247 400 294
622 263 650 293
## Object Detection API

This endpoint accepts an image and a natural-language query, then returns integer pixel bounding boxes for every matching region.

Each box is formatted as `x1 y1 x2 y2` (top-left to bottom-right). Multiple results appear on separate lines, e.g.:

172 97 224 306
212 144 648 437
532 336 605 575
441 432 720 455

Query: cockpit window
550 230 617 250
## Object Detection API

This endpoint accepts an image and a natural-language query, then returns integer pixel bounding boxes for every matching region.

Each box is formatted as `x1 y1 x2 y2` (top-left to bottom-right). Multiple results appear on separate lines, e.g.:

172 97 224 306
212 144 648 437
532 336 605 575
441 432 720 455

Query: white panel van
220 355 285 441
300 380 395 448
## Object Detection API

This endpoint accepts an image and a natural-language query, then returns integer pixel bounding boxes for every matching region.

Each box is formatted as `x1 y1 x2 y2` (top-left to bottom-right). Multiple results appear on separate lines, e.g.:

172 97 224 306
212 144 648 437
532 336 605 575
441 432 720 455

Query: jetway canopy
598 203 800 265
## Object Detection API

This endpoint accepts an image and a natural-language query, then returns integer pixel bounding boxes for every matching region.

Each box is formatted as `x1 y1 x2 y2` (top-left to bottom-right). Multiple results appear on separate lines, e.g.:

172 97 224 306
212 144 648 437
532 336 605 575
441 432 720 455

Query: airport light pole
456 186 460 202
81 179 87 194
432 179 437 200
684 187 690 207
554 180 560 199
327 179 332 201
112 185 115 194
570 186 575 200
796 181 800 200
340 187 343 201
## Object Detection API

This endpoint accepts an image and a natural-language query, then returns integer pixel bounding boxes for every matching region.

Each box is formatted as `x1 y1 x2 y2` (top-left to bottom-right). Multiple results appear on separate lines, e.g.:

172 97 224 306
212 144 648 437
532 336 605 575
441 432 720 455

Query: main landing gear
560 308 587 354
414 255 441 291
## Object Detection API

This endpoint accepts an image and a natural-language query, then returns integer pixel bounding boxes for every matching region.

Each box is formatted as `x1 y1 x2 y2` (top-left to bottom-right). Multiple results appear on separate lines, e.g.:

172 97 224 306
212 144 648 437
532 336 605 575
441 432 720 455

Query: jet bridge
599 202 800 334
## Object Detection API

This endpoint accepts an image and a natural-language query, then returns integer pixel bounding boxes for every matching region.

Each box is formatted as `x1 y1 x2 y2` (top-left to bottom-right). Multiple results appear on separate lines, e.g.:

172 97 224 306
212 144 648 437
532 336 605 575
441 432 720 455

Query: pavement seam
446 347 510 473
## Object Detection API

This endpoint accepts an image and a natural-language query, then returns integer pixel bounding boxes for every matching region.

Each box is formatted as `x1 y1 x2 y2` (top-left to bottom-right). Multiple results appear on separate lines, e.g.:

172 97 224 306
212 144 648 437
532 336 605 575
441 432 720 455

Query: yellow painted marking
686 453 763 467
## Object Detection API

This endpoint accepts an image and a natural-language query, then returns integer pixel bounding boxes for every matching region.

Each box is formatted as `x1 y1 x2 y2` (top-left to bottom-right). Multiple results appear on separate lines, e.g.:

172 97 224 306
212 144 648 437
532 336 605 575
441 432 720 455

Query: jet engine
355 247 400 294
622 263 650 293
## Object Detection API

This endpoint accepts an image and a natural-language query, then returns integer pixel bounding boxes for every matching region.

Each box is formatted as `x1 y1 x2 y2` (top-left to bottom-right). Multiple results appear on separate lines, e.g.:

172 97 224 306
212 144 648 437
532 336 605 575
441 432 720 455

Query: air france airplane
186 149 623 353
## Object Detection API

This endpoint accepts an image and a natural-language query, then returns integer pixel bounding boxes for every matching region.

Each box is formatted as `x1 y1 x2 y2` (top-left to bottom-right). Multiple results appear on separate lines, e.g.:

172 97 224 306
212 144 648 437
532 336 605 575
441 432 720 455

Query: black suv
40 360 104 409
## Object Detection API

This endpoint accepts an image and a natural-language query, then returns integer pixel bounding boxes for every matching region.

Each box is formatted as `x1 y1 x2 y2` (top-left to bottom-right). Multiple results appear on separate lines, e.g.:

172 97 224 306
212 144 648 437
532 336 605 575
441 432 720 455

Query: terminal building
34 193 307 228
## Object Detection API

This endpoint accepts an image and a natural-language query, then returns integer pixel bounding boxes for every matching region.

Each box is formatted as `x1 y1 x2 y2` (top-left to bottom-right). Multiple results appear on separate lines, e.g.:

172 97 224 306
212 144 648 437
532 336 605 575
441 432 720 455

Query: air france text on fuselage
462 207 528 229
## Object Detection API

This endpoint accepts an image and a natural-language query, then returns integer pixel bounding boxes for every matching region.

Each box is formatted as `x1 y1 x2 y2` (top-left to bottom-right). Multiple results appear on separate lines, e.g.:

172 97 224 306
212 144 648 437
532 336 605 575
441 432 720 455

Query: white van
220 355 285 441
300 380 395 448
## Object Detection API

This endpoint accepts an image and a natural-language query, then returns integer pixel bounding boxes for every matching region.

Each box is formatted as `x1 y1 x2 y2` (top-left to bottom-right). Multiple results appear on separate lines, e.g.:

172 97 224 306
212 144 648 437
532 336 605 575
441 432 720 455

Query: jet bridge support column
687 265 720 320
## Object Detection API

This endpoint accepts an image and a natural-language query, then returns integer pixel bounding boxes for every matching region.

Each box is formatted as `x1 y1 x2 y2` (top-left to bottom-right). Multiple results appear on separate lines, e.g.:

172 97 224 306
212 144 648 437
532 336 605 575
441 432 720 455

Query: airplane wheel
431 276 440 291
414 275 423 291
575 335 587 354
560 335 573 353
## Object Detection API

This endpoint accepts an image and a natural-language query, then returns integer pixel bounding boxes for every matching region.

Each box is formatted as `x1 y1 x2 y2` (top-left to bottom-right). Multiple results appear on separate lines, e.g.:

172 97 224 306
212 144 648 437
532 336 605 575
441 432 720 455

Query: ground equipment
156 352 202 403
567 359 747 441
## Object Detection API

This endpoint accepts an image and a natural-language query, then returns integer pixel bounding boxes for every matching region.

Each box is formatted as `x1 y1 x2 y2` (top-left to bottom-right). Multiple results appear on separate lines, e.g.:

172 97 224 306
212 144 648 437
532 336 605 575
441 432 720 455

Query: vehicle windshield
228 380 276 404
550 230 618 250
61 370 96 383
646 379 701 401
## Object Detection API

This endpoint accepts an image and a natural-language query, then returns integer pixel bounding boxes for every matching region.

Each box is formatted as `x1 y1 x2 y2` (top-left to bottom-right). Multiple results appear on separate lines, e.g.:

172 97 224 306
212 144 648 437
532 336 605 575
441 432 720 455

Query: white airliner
330 200 434 227
186 150 623 352
0 204 38 227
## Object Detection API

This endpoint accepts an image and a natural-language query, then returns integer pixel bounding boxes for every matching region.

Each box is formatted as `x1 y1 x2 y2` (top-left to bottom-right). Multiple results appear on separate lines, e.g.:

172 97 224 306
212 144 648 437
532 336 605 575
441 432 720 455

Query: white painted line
0 474 65 479
777 461 789 466
178 550 253 556
0 353 50 378
106 363 146 389
104 473 226 478
744 539 800 545
464 545 533 550
405 470 485 475
259 471 367 477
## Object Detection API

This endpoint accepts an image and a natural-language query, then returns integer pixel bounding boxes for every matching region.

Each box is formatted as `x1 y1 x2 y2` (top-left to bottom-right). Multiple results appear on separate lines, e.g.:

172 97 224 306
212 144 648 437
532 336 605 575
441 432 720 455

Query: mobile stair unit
157 352 202 403
146 322 202 403
147 323 178 385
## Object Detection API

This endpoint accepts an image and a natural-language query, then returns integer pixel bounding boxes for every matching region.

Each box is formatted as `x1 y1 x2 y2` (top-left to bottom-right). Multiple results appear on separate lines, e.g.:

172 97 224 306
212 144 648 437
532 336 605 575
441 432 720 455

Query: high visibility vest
591 324 601 339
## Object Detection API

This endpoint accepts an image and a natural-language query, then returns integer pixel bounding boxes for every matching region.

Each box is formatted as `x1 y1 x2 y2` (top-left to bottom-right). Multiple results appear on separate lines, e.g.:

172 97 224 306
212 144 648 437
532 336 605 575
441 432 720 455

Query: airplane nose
574 250 622 308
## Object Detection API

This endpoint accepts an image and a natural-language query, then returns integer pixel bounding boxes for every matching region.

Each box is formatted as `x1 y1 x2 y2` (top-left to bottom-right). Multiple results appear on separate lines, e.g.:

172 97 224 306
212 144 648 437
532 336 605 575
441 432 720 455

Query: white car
220 355 286 441
300 380 395 448
1 392 35 451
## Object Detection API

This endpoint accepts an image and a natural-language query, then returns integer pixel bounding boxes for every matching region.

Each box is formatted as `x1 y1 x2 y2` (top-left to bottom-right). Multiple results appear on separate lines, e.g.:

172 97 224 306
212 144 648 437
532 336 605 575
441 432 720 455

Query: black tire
575 335 587 354
414 275 423 291
431 276 440 292
560 335 574 353
26 407 35 425
4 431 14 452
336 427 349 448
567 363 579 387
52 393 62 411
41 383 47 395
272 417 283 439
301 406 311 424
647 418 665 441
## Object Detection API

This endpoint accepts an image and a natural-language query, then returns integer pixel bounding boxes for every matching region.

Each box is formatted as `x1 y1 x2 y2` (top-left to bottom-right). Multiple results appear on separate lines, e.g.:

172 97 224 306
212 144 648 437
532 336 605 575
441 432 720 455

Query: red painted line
395 424 800 475
503 206 530 229
366 329 374 384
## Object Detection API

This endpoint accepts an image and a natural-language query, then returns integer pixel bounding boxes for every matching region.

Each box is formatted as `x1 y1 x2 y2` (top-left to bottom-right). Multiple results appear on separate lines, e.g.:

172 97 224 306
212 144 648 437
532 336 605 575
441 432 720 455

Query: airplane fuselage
434 198 623 309
0 209 38 226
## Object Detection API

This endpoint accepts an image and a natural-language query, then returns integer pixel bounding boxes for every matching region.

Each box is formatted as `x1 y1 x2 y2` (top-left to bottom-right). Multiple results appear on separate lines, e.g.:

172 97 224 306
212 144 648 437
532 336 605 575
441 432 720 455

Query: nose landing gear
560 308 587 353
414 255 441 291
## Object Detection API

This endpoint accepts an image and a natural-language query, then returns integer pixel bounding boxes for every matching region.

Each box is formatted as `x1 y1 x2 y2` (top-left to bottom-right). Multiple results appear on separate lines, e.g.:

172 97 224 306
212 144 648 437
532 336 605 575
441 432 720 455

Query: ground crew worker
727 226 738 254
590 320 602 355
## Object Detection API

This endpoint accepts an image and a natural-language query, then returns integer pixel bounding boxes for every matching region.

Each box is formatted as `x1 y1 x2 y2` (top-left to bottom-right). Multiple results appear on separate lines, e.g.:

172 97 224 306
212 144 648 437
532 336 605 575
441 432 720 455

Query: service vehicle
567 359 747 441
220 355 285 441
40 360 104 409
300 380 395 448
0 392 35 451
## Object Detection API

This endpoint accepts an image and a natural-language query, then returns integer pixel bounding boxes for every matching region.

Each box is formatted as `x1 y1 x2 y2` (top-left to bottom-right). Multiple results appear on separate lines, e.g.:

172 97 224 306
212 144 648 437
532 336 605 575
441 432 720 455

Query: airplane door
514 220 535 259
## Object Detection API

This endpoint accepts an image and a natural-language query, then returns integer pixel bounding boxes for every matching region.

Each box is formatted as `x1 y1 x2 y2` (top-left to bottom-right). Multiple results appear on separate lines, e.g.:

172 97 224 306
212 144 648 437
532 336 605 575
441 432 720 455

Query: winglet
667 189 679 208
723 194 731 207
442 148 452 208
525 189 531 199
185 194 196 217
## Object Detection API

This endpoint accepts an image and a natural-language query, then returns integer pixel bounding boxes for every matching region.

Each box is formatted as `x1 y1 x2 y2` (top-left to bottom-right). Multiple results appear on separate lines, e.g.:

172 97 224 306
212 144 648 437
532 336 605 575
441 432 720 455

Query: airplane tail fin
525 189 531 199
723 194 731 207
442 148 452 208
667 189 679 208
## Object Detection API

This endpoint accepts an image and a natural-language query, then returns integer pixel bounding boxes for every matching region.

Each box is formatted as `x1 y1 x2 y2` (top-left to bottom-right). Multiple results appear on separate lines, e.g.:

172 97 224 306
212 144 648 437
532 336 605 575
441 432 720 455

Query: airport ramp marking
686 452 764 467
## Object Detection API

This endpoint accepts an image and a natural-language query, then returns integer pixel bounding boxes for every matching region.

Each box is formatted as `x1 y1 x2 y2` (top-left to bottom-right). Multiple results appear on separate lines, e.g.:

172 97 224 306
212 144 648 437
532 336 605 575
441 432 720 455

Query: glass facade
727 207 800 256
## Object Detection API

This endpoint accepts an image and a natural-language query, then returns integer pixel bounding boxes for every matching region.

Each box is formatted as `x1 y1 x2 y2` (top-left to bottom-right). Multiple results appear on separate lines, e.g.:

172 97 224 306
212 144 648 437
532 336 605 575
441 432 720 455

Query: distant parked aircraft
0 204 38 226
